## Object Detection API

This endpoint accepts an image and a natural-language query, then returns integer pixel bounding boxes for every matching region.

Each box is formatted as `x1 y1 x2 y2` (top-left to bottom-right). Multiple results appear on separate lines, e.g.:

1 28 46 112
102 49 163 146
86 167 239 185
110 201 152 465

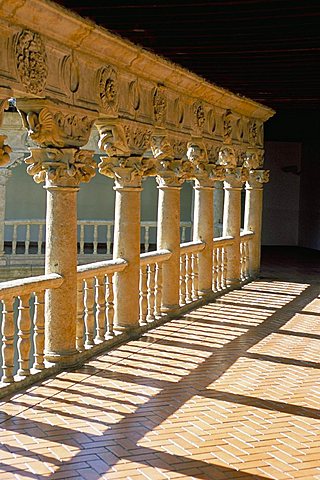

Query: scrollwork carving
123 123 152 152
21 108 94 148
25 148 96 186
247 169 270 188
15 30 48 95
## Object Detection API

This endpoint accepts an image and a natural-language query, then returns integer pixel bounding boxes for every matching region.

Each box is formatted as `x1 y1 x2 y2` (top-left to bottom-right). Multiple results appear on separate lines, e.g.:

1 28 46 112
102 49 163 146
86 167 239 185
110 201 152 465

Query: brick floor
1 263 320 478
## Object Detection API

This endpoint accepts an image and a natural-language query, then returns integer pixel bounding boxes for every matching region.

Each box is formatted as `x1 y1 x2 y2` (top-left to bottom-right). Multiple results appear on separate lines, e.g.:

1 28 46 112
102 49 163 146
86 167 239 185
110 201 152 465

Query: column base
44 349 79 366
161 303 180 315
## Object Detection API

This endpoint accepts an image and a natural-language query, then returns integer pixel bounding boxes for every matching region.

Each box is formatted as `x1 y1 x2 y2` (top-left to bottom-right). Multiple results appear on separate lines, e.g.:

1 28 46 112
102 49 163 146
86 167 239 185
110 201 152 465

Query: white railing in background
0 273 63 384
3 219 193 255
139 249 172 324
179 241 205 305
240 231 254 281
76 258 127 351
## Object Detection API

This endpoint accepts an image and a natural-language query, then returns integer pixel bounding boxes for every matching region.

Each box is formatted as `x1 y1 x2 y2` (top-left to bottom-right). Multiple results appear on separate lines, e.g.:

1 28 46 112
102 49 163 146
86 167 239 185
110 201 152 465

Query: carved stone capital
224 167 249 189
96 120 131 157
25 148 96 188
186 141 208 171
151 134 174 161
0 168 12 186
0 135 12 167
217 145 237 168
98 155 145 189
17 100 97 148
242 148 263 170
156 171 184 189
247 169 270 189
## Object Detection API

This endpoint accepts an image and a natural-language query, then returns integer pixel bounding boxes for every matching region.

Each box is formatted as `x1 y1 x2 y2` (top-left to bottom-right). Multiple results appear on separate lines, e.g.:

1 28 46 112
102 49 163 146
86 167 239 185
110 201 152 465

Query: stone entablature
0 1 273 161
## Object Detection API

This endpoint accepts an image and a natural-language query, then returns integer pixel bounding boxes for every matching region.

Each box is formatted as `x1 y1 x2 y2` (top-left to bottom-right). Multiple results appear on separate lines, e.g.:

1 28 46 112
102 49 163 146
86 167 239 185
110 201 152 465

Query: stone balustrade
0 0 274 396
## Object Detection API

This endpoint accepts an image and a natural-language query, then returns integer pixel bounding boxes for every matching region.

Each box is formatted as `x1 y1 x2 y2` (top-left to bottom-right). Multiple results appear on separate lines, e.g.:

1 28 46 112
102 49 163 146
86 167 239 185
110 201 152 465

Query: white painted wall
262 141 301 246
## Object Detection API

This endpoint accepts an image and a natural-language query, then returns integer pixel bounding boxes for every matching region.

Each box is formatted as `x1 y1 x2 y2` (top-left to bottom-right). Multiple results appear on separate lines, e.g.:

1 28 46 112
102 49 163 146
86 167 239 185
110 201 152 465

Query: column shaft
113 185 141 330
193 185 214 295
45 187 78 362
244 184 263 277
223 181 242 286
157 185 181 311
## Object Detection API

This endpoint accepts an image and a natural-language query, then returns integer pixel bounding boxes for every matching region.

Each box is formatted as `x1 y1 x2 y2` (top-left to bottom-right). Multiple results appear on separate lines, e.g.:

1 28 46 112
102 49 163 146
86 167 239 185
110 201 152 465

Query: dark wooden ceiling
55 0 320 115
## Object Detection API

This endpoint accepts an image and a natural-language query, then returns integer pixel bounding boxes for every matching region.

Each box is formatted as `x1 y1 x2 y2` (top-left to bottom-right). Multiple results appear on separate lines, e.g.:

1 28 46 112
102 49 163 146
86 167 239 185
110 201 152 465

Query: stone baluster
17 294 31 376
244 168 269 277
97 121 146 332
223 167 247 287
33 291 45 370
17 100 97 364
1 296 15 383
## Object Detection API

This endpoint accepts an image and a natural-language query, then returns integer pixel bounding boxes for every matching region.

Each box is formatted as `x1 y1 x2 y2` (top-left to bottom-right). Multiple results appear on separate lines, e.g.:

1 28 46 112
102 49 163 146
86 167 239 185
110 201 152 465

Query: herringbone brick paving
1 262 320 478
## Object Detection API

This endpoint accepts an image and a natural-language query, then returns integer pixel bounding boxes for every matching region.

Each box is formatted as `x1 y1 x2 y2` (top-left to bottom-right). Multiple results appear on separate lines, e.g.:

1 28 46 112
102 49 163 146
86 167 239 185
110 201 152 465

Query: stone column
223 168 247 287
244 169 269 277
17 100 96 364
97 121 145 332
187 141 225 296
0 168 12 260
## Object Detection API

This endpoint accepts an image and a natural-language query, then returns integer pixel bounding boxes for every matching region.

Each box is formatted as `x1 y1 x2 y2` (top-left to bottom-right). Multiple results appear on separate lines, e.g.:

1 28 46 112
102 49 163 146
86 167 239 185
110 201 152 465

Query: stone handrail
77 258 128 280
140 249 172 267
180 241 206 255
0 273 63 298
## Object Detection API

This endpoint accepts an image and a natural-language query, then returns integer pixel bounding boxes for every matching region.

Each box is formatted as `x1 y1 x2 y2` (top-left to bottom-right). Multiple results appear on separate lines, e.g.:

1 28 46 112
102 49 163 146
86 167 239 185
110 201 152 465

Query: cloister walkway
1 248 320 480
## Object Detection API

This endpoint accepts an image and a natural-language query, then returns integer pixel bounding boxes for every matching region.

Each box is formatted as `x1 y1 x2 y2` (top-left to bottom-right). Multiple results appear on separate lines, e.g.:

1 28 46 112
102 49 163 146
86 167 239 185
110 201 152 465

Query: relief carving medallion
15 30 48 95
193 101 205 131
248 120 258 145
97 65 119 115
223 110 233 144
153 85 167 125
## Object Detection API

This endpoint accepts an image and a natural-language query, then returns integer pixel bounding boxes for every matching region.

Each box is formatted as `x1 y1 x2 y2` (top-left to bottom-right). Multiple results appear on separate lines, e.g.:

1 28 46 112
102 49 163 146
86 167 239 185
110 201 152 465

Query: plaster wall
299 142 320 250
262 141 301 246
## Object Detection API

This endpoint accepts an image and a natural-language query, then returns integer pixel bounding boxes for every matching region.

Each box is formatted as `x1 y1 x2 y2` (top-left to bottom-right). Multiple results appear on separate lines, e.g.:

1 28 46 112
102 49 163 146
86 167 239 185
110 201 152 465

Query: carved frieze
153 85 167 125
97 65 119 115
15 30 48 95
25 147 96 186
